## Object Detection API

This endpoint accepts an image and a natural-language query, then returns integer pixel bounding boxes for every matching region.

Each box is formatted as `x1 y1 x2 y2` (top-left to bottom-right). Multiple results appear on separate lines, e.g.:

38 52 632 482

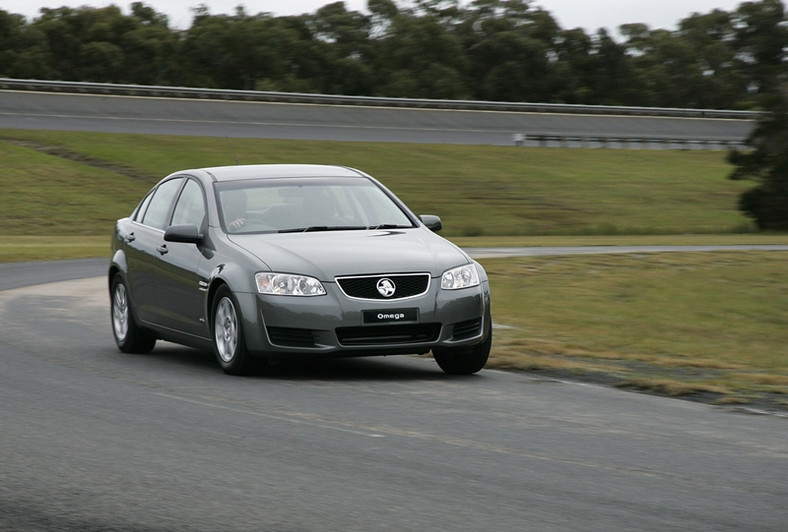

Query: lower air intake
336 324 440 346
267 327 318 348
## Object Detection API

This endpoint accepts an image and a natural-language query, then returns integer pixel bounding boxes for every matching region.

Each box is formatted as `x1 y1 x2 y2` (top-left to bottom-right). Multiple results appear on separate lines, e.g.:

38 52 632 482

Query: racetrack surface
0 262 785 531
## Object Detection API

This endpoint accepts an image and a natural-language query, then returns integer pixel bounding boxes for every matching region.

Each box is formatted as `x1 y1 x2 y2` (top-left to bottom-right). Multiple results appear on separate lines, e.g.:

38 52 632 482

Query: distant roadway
0 89 753 146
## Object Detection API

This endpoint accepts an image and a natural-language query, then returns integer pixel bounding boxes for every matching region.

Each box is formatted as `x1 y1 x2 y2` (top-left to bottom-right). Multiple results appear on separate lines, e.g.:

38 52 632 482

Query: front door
155 178 210 338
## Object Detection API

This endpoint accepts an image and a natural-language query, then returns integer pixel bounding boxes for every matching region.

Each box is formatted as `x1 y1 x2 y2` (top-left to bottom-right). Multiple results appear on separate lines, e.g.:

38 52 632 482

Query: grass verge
1 129 756 237
481 251 788 411
0 236 109 262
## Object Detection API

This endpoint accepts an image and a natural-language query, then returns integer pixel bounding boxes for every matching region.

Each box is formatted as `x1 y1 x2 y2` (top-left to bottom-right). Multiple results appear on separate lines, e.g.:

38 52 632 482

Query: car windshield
216 177 416 234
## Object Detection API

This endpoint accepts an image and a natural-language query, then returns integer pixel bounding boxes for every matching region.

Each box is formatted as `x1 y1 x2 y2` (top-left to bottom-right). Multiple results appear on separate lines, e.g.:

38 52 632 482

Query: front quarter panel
203 231 272 350
109 222 129 279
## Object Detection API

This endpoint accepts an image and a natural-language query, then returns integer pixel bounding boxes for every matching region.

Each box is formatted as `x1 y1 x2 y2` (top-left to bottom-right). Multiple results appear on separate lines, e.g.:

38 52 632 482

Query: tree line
0 0 785 110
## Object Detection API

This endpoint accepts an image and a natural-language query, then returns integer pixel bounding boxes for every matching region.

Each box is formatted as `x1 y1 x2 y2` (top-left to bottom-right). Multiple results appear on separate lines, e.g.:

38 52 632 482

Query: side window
133 190 155 222
171 179 207 228
141 178 184 230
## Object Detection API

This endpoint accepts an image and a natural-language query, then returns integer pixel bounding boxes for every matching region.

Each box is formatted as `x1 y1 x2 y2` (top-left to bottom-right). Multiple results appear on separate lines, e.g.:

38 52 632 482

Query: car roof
192 164 367 182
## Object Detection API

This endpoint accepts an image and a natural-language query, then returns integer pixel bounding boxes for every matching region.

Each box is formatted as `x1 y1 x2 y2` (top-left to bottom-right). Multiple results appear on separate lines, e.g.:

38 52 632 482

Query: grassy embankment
1 130 786 408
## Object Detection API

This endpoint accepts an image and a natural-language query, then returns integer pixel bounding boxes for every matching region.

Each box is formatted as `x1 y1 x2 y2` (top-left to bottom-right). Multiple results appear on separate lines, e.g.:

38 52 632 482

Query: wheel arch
206 277 229 328
108 249 128 292
205 273 268 357
204 259 256 327
108 265 122 292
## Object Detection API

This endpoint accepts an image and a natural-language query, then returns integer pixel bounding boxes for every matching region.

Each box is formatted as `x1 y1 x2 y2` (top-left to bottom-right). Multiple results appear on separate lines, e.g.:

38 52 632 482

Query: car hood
227 229 470 279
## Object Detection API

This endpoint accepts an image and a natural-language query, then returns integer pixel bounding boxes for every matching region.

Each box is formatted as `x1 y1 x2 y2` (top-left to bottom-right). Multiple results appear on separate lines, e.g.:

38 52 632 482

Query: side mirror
419 215 442 232
164 224 203 244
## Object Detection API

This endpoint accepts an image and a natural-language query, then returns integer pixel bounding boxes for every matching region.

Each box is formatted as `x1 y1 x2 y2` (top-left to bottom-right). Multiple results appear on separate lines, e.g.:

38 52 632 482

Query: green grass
0 138 150 235
1 129 786 409
1 129 756 239
0 236 109 262
452 234 788 248
483 252 788 408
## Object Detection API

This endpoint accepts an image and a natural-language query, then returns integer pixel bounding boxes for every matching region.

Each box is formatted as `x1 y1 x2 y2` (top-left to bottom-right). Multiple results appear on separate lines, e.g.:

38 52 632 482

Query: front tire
211 286 254 375
110 274 156 354
432 324 492 375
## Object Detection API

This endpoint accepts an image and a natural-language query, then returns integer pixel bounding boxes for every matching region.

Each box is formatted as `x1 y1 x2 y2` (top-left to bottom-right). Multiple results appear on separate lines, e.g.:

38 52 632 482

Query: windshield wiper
278 225 367 233
277 224 410 233
369 223 412 230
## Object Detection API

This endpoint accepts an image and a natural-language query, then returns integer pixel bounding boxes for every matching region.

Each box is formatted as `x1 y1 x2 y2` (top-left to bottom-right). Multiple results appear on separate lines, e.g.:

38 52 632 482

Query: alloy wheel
112 283 129 341
214 297 238 363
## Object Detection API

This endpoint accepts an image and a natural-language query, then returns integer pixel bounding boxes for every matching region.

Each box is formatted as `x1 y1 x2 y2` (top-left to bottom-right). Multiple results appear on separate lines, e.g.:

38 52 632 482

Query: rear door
126 177 184 325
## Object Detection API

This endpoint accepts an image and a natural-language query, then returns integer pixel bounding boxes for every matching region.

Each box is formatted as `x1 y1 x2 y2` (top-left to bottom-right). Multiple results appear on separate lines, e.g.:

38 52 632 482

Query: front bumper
235 279 490 358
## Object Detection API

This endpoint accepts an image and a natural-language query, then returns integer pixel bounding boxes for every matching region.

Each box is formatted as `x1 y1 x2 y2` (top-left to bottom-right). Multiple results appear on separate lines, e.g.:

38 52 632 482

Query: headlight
441 264 480 290
255 272 326 296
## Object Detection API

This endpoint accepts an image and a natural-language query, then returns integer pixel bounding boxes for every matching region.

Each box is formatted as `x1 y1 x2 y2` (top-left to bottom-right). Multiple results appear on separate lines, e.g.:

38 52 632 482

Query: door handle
156 244 169 255
126 232 136 242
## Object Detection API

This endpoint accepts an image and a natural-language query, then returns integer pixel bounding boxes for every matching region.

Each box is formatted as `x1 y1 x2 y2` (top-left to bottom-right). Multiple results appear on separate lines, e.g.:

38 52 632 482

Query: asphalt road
0 90 753 146
1 260 786 531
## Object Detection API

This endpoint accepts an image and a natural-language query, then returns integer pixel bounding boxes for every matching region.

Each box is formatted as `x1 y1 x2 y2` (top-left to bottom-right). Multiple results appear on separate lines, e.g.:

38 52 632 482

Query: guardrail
0 78 758 120
513 134 747 150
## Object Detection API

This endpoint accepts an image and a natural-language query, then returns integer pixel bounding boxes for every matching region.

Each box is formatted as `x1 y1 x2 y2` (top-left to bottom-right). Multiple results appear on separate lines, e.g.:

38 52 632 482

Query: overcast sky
5 0 748 36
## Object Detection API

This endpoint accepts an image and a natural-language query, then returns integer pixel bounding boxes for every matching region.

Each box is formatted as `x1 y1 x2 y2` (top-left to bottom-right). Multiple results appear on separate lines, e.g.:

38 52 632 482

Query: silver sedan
109 164 491 375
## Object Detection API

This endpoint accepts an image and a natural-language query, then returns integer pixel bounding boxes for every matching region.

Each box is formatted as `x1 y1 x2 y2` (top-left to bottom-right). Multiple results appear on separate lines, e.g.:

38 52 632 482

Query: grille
267 327 318 348
336 273 430 300
451 318 482 340
336 324 440 346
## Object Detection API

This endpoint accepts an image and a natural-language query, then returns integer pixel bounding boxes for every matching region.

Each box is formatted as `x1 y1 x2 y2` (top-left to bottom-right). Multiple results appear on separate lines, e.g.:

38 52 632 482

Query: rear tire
211 286 255 375
110 274 156 354
433 322 491 375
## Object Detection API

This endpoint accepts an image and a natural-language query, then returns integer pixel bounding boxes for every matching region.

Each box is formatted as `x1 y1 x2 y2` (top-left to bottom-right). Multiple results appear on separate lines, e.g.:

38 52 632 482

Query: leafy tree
79 41 124 81
308 2 373 94
731 0 788 96
118 19 180 85
310 2 370 56
589 29 634 105
373 10 468 98
0 9 47 78
552 27 632 104
368 0 399 38
15 3 180 83
676 10 747 109
456 0 560 102
473 31 551 101
553 27 593 102
728 87 788 230
725 1 788 230
130 1 169 26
